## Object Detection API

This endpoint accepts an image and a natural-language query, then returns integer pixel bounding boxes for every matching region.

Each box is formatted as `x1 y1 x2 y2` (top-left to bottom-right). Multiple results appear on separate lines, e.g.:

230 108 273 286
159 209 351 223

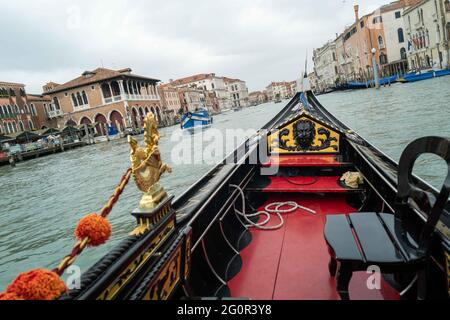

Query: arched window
101 83 112 99
12 122 17 132
82 91 88 105
31 104 37 116
378 36 385 49
398 28 404 43
77 92 83 106
7 105 12 115
447 23 450 42
437 24 441 43
28 120 34 130
380 53 388 65
19 121 24 132
400 48 407 60
72 93 78 107
53 97 61 110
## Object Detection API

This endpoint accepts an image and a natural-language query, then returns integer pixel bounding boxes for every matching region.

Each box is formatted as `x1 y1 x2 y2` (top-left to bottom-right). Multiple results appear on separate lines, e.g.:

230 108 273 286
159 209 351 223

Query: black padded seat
325 213 421 266
324 137 450 300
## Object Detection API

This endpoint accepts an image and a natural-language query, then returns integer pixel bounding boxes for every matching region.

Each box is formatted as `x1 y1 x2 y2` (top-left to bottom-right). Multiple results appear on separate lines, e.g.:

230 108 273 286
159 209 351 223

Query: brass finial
128 113 172 211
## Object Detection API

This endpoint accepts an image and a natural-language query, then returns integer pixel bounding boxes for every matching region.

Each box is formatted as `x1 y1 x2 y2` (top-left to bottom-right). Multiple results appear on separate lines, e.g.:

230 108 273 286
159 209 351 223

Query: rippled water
1 76 449 290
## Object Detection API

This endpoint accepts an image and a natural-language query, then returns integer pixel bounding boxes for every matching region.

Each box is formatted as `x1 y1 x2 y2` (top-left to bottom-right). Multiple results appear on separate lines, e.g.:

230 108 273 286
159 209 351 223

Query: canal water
0 76 449 290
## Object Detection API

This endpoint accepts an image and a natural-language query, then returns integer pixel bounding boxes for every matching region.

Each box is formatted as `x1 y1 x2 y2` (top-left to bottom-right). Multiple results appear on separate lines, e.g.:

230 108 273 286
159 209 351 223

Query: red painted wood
228 194 400 300
262 155 349 168
260 176 351 193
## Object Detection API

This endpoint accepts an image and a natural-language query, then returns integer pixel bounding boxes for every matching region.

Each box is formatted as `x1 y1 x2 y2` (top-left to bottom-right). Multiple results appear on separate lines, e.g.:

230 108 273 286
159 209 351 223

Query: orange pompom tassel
0 292 23 300
5 269 66 300
75 213 112 247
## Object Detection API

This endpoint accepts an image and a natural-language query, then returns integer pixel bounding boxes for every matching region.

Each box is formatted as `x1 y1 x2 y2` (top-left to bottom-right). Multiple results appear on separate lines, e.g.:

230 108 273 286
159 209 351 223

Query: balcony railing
103 94 160 105
48 109 64 118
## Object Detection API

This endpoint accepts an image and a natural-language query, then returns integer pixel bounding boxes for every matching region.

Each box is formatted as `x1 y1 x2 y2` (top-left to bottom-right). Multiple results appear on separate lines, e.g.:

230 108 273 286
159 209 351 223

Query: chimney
354 5 359 22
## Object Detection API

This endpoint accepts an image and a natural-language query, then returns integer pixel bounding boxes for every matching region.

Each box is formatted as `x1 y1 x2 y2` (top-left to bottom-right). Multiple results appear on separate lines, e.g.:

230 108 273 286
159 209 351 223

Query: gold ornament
128 113 172 210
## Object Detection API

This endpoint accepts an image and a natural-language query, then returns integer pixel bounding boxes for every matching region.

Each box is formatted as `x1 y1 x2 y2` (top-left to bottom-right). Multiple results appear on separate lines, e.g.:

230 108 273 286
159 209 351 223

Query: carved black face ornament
294 120 316 150
277 118 339 153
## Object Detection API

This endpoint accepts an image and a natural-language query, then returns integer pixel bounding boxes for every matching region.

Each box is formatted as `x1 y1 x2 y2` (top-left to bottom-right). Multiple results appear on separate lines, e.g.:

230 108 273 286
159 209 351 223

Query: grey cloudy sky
1 0 385 93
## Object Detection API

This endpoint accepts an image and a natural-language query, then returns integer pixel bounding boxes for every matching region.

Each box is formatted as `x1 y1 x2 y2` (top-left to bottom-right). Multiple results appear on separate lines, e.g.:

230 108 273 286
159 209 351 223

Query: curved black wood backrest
397 136 450 249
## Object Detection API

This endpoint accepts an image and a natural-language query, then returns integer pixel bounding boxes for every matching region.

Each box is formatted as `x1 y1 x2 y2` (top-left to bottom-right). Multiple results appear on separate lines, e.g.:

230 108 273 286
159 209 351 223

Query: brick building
158 84 182 125
43 67 162 135
0 81 48 134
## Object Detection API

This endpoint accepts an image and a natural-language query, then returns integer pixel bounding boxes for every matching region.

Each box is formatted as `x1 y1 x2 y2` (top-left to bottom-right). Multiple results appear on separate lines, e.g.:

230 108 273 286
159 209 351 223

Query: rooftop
169 73 216 86
44 67 160 95
0 81 25 88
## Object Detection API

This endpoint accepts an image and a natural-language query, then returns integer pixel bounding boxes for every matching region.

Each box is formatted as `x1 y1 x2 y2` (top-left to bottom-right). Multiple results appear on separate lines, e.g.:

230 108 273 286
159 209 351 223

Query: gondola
2 86 449 301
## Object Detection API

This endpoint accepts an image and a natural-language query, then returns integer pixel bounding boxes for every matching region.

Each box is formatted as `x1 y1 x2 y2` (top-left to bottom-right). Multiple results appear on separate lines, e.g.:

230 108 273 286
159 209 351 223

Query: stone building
403 0 449 70
170 73 230 111
223 78 250 108
178 87 205 113
249 91 267 106
265 82 291 101
313 41 339 91
43 68 162 135
379 1 412 76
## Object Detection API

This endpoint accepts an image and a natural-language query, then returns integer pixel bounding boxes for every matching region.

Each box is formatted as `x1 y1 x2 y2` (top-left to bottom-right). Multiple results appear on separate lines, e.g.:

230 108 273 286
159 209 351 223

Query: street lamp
371 48 380 89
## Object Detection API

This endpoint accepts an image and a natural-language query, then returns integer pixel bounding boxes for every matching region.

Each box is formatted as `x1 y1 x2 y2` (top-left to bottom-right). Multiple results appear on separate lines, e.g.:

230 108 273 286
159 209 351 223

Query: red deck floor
228 194 400 300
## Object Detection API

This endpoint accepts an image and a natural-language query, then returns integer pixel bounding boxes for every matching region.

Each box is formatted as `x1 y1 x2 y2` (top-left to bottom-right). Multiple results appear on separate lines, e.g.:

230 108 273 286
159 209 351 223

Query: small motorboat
181 108 213 131
3 84 450 301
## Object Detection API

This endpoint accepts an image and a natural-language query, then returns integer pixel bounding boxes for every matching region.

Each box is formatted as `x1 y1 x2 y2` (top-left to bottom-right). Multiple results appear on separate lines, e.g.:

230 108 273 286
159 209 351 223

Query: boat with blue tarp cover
181 108 213 131
398 69 450 83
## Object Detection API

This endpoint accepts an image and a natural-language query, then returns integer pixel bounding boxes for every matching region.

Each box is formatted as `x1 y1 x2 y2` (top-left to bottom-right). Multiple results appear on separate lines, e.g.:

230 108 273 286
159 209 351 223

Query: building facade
403 0 449 71
170 73 230 111
224 78 250 108
380 1 413 76
26 94 57 129
178 87 205 113
249 91 267 106
265 82 292 101
313 41 339 91
43 68 162 135
0 81 47 135
158 84 182 125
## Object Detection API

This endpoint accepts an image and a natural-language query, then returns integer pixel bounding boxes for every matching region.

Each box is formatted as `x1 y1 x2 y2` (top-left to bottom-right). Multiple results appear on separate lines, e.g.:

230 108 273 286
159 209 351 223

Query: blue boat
346 75 398 90
181 108 213 131
398 69 450 83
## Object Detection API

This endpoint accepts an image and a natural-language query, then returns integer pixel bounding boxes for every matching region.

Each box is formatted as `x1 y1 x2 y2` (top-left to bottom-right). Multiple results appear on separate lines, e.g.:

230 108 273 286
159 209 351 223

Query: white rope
230 184 317 231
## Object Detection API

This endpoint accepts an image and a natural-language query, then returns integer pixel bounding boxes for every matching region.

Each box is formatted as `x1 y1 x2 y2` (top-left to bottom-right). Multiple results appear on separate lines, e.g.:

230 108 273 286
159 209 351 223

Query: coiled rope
230 184 316 231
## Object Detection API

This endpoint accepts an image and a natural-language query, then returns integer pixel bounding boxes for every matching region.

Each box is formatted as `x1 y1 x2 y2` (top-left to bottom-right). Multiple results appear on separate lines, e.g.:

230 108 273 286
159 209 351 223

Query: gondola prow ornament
128 113 172 210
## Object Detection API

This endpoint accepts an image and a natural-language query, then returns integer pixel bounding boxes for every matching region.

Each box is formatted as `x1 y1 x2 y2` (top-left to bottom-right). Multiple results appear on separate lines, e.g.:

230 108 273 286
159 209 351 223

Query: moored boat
345 75 398 90
2 88 450 301
181 108 213 131
398 69 450 83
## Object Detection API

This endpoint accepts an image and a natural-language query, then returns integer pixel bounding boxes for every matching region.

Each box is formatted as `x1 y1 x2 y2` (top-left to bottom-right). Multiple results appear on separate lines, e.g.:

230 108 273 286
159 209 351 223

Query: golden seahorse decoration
128 113 172 210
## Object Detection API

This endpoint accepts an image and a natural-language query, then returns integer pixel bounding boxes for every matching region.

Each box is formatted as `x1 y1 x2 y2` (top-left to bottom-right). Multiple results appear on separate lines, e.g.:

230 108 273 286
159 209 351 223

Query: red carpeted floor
228 194 399 300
